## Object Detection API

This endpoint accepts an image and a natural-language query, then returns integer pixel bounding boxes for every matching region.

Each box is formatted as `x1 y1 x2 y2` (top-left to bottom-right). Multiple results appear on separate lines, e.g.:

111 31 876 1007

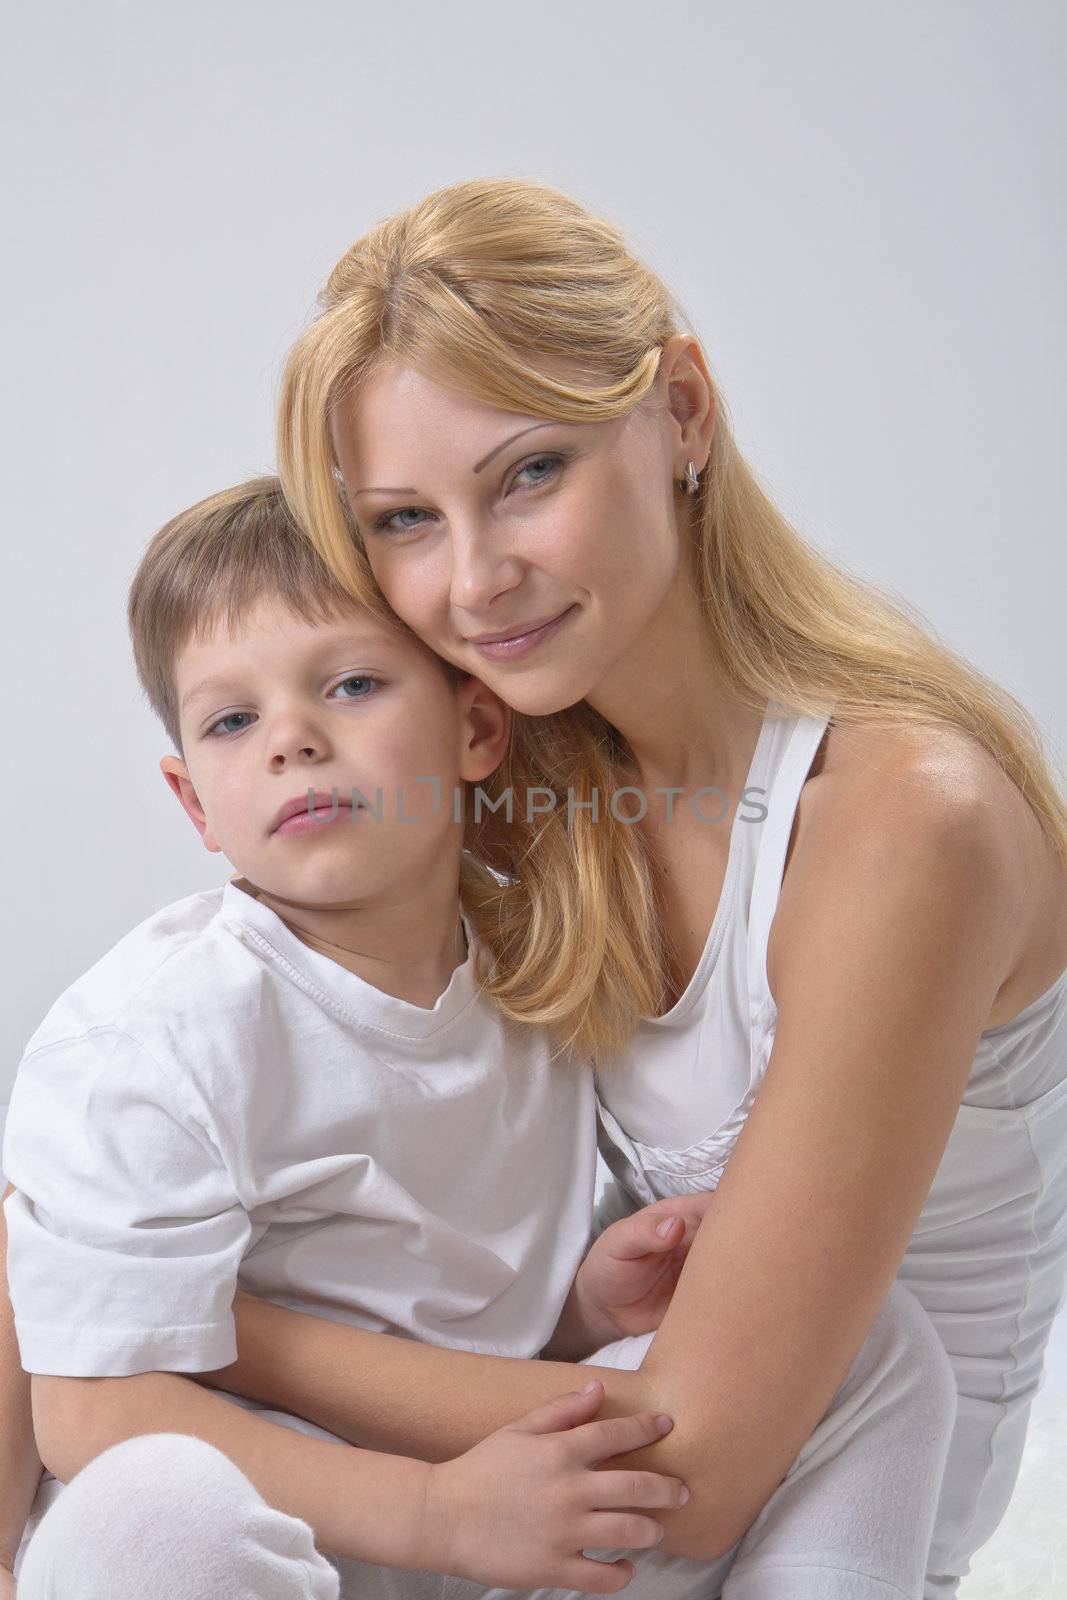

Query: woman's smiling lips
466 604 578 661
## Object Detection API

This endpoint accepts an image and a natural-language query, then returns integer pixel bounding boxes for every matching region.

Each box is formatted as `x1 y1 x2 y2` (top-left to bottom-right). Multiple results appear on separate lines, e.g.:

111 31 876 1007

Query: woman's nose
448 525 524 615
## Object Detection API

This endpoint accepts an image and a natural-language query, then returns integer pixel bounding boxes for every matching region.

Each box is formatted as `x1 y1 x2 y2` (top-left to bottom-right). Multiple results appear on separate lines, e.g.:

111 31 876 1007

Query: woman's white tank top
595 695 1067 1571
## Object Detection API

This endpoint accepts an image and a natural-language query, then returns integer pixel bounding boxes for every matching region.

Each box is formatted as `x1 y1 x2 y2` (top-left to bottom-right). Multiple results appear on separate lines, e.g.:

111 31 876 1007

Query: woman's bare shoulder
818 714 1010 799
797 715 1067 1027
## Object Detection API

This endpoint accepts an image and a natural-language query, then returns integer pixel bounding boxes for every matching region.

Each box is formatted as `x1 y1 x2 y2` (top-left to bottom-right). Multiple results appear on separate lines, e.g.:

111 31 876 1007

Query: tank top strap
745 702 834 1025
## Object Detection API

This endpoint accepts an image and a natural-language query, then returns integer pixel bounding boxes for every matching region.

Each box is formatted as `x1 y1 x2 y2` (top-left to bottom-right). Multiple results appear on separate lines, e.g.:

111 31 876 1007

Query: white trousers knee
15 1432 340 1600
14 1280 956 1600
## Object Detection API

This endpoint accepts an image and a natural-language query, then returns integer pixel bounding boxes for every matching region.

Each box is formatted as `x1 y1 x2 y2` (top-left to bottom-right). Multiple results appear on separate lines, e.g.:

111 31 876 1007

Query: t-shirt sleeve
2 1026 252 1377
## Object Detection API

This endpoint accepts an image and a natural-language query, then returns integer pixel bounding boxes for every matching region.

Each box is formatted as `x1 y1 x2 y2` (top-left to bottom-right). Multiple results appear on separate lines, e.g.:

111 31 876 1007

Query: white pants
15 1280 957 1600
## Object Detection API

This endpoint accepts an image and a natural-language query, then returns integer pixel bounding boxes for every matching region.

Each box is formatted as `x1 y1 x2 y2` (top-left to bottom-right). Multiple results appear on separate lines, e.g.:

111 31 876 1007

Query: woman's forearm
0 1186 45 1571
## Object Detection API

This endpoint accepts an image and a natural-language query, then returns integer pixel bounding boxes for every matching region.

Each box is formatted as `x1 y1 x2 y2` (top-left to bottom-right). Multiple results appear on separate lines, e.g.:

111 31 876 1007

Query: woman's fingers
570 1409 675 1462
589 1467 690 1510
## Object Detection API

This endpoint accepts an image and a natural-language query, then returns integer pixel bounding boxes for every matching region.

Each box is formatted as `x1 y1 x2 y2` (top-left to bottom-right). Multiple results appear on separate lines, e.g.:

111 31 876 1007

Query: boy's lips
270 789 353 834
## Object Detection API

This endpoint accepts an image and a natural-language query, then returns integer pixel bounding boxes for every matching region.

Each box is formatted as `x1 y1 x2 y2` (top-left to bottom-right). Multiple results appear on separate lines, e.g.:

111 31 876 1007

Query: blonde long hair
277 176 1067 1068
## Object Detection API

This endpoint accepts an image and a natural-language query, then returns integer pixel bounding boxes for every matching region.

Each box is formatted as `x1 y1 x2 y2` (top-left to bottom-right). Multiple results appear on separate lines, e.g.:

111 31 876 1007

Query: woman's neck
585 568 764 799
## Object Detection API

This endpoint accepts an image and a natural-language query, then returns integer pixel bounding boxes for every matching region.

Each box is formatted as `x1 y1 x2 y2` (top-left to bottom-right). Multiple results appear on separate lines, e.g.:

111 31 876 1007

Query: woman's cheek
370 549 439 639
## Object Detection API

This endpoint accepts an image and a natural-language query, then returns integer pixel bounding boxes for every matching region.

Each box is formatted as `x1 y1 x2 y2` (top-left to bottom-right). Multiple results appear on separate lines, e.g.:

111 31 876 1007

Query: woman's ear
158 755 223 853
456 676 512 784
658 332 716 474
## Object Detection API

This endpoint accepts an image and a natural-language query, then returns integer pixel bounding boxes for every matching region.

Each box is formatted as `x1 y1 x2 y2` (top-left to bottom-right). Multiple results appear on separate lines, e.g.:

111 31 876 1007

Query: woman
234 174 1067 1598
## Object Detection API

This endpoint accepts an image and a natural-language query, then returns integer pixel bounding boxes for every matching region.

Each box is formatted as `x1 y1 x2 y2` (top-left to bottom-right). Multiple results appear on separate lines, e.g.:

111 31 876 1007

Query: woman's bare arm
0 1183 44 1573
631 751 1026 1554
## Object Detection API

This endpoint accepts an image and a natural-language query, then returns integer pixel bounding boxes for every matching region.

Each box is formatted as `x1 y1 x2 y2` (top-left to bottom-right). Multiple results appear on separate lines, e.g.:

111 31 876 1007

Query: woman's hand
421 1379 688 1593
573 1191 717 1345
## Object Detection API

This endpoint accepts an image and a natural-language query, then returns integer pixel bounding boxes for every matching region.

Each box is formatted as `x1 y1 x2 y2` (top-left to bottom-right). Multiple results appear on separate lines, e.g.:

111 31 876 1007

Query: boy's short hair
127 475 462 755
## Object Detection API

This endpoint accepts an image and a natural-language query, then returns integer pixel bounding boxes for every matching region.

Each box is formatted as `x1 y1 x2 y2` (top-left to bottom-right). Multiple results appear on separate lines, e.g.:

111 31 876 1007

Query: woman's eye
207 711 254 738
370 453 564 537
372 507 430 535
331 675 379 700
513 454 562 488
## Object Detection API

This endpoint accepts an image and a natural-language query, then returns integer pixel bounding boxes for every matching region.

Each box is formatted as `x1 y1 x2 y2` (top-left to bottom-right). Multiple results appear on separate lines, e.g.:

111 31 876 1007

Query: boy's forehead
193 596 417 657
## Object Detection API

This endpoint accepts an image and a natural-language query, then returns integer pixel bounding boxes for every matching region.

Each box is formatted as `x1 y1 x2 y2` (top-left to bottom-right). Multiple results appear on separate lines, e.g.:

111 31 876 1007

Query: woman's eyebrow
471 421 558 473
350 422 559 497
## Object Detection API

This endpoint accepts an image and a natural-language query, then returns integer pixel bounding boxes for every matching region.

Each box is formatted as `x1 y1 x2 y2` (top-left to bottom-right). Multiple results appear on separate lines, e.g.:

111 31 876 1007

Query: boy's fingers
563 1555 636 1593
669 1192 716 1228
509 1382 605 1435
603 1215 680 1262
592 1468 690 1509
572 1410 675 1463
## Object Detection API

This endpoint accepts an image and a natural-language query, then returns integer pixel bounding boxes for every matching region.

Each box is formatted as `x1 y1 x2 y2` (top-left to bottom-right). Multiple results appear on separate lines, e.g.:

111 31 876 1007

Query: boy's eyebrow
181 675 239 713
180 633 404 713
349 422 559 498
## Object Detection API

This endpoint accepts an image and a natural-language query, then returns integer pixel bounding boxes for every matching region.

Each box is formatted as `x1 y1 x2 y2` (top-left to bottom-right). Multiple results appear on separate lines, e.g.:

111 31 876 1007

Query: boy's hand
422 1379 689 1592
572 1191 717 1349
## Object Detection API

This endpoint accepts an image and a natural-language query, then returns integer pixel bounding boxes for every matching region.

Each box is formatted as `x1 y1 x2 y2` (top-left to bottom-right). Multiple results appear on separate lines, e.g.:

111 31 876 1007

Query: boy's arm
201 1295 727 1561
31 1368 439 1569
203 1291 658 1464
0 1182 43 1574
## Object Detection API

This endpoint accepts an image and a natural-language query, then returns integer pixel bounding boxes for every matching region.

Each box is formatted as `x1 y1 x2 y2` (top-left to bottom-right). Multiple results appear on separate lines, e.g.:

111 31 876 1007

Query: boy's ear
456 677 512 784
159 755 222 854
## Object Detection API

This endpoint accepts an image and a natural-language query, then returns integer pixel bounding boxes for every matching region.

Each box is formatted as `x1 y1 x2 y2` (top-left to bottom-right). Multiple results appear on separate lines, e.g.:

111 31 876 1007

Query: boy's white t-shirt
2 877 598 1381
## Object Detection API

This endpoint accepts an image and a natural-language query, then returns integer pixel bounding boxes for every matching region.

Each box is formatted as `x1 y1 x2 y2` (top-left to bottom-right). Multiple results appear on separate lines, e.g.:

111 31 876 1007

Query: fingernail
655 1216 678 1237
678 1486 690 1504
655 1414 673 1432
579 1380 600 1394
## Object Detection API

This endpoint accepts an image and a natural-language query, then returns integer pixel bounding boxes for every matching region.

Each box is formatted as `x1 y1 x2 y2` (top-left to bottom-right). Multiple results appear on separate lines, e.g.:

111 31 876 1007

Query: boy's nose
270 742 323 767
267 720 332 767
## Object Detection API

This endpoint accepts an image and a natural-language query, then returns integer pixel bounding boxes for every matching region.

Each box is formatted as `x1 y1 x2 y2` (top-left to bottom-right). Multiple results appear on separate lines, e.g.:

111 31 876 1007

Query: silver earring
677 460 700 496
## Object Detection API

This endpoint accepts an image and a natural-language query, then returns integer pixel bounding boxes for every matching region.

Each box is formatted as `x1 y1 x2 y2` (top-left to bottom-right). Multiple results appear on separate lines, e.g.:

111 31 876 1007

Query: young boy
1 477 708 1599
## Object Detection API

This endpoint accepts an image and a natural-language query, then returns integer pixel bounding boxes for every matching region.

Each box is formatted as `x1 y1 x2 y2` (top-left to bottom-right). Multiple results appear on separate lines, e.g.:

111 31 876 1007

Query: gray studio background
2 3 1064 1091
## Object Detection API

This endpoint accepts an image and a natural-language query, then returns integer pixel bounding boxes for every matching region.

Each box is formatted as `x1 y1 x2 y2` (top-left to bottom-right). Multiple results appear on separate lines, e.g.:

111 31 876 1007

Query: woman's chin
490 673 591 719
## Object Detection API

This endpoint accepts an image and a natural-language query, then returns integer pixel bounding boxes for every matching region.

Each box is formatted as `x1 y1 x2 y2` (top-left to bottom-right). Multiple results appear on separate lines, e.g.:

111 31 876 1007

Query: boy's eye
204 676 379 737
207 711 254 737
369 452 565 537
331 675 378 700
